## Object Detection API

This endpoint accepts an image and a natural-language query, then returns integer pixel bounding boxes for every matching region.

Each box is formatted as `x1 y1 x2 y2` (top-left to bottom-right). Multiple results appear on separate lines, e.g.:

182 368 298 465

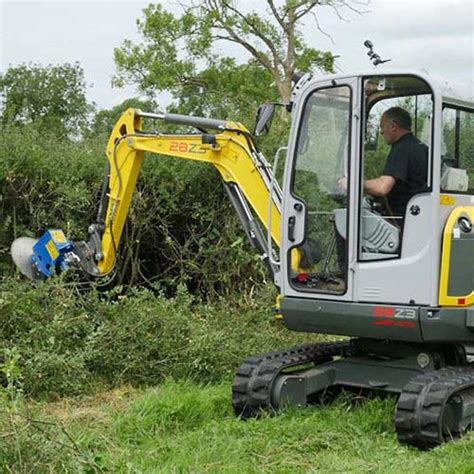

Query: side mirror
253 103 276 137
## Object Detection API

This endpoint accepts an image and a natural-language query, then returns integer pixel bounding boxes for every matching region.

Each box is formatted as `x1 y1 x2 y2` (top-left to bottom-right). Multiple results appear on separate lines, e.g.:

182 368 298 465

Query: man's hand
335 177 348 195
334 175 395 198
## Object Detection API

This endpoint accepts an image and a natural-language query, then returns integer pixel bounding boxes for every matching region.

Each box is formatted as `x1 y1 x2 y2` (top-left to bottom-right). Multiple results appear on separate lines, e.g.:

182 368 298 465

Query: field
1 281 474 472
4 379 474 472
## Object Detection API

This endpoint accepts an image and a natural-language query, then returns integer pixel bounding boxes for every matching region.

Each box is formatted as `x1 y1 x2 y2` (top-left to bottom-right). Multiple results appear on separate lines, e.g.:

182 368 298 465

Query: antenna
364 40 391 66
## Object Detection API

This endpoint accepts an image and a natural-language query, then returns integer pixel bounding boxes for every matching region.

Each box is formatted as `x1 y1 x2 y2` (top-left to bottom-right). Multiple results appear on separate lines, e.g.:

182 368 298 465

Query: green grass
3 380 474 473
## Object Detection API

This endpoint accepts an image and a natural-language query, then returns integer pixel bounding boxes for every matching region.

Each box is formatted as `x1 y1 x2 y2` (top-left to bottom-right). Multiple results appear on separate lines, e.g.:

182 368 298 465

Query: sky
1 0 473 110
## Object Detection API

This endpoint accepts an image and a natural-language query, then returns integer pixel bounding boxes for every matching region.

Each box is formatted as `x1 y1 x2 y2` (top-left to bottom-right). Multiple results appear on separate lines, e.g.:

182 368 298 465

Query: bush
0 278 321 399
0 125 104 275
0 123 268 297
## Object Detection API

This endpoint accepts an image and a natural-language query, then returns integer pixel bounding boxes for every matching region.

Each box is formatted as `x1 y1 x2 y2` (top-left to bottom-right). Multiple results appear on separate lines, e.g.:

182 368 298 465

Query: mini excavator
12 69 474 449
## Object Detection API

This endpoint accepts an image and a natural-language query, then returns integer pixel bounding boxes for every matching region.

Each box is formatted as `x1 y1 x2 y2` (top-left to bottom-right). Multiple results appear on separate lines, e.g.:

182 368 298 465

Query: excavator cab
281 73 435 299
280 72 473 314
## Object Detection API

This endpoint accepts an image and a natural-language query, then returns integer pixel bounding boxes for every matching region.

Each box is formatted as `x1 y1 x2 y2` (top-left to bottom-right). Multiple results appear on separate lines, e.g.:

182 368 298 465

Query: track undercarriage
232 339 474 449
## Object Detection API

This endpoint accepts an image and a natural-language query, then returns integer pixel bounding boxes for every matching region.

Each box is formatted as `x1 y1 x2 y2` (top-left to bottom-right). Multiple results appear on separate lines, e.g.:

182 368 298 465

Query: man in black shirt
334 107 427 269
364 107 428 217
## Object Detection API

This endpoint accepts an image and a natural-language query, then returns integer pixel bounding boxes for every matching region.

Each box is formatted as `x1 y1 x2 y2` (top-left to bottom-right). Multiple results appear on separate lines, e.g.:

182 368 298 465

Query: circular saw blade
11 237 39 279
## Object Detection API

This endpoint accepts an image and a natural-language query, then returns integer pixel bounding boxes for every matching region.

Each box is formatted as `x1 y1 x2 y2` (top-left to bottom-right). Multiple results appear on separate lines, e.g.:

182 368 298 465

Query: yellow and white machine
12 70 474 449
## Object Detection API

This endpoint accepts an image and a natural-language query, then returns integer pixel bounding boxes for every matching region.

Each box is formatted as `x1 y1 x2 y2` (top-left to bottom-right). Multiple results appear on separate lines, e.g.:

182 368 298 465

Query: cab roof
303 69 474 109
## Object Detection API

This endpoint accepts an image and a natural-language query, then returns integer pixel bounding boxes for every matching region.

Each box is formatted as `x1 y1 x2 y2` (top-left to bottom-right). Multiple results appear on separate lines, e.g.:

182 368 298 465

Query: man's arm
364 175 396 196
335 175 396 196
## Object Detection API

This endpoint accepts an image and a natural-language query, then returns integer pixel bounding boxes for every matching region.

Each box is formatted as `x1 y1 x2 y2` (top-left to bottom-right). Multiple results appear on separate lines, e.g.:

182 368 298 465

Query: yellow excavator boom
96 108 287 276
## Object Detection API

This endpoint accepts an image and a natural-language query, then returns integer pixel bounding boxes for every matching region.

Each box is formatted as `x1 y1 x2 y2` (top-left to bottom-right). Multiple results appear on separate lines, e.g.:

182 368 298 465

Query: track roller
232 341 350 418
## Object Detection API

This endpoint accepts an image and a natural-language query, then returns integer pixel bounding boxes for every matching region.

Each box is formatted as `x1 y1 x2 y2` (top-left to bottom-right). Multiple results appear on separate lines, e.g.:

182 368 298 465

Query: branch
265 0 287 32
178 76 210 88
309 10 335 44
176 0 194 11
213 34 275 73
286 0 369 22
294 1 323 22
339 0 370 15
327 2 347 21
217 0 284 71
281 0 315 22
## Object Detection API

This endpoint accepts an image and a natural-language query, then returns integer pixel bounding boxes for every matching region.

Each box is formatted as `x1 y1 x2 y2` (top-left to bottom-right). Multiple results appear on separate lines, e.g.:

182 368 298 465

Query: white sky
1 0 473 109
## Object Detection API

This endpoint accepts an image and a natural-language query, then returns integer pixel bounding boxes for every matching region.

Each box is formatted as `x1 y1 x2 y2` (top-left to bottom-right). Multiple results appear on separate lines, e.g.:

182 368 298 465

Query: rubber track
232 341 350 419
395 365 474 449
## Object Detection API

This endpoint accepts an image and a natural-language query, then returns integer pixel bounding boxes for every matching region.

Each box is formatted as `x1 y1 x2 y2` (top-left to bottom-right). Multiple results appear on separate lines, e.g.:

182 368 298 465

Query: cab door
281 78 360 300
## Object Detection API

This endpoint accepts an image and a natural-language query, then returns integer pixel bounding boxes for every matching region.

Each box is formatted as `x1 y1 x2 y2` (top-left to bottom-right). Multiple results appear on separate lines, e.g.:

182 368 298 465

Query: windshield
295 87 351 196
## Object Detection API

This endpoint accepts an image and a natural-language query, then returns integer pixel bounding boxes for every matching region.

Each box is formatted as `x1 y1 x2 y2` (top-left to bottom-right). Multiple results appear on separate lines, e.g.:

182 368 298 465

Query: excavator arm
90 108 284 278
13 108 308 282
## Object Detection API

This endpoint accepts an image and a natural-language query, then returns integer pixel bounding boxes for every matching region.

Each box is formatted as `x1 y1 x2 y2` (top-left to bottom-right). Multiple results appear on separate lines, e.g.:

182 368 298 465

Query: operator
364 106 428 220
337 107 428 221
334 107 428 270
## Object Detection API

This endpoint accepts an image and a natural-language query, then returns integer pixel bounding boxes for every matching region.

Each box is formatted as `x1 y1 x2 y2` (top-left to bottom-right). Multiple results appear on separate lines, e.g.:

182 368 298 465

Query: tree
165 57 279 123
0 62 92 135
113 0 365 107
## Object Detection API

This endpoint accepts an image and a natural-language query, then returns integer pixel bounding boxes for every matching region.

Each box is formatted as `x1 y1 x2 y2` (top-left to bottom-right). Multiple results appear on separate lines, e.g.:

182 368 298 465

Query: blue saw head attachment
31 230 75 278
12 229 101 280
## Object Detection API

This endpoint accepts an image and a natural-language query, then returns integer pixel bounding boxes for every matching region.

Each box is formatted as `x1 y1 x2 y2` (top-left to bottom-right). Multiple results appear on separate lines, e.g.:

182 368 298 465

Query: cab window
360 76 433 262
441 106 474 194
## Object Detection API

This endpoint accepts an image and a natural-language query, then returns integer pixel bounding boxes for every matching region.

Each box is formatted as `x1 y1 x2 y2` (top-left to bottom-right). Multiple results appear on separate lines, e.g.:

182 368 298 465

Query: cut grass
4 380 474 473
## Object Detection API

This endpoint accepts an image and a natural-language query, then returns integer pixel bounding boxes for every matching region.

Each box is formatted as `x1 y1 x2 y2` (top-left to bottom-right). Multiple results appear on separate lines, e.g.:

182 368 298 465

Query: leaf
230 237 243 248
